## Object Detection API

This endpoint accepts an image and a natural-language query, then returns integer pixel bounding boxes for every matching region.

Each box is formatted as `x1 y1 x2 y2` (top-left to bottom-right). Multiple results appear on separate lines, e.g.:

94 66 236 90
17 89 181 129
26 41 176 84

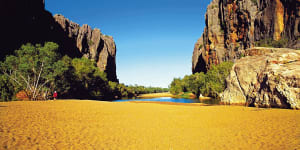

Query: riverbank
0 100 299 149
137 92 174 98
138 92 212 101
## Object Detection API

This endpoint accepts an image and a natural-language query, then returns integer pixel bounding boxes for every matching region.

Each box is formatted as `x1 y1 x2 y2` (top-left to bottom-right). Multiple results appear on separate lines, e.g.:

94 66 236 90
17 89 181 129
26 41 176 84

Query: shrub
251 0 258 6
88 40 94 46
239 53 245 58
203 62 233 97
211 5 218 9
255 38 288 48
0 74 16 101
170 78 184 95
169 61 233 98
71 57 108 99
198 44 203 50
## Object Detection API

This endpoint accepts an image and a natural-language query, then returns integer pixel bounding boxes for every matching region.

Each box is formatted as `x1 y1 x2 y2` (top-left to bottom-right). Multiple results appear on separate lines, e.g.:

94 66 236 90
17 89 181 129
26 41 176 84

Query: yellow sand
0 100 300 150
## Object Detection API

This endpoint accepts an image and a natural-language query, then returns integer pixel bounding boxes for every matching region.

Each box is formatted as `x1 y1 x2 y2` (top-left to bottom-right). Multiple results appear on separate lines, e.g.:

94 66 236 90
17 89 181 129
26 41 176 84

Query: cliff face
192 0 300 73
0 0 117 82
53 15 117 81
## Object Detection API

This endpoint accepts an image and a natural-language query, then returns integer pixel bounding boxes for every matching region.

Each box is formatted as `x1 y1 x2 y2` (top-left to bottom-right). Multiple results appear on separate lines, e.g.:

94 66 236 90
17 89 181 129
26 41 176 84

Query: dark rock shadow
0 0 82 61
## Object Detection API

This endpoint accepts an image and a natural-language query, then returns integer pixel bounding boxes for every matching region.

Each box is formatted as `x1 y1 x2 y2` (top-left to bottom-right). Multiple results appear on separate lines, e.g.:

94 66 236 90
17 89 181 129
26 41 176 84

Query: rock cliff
192 0 300 73
221 48 300 109
53 15 117 81
0 0 117 82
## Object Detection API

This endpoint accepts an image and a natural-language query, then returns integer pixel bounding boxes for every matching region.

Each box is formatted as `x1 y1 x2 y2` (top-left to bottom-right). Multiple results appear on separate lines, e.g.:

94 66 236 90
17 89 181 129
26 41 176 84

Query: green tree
71 57 108 98
181 72 206 98
169 78 183 95
0 74 16 101
0 42 65 100
52 55 77 98
108 81 120 98
117 83 129 98
202 61 233 97
169 61 233 98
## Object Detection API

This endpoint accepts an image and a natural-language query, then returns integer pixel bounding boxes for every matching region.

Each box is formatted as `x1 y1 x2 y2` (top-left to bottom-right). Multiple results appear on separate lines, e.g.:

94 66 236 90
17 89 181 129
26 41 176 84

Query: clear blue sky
45 0 211 88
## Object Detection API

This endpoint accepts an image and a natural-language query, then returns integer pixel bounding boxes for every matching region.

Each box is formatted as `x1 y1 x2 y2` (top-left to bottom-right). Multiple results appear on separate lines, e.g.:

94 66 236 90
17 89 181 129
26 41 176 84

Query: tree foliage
169 61 233 98
106 82 169 99
169 78 184 95
255 38 288 48
0 42 64 100
0 42 169 101
71 57 108 99
0 74 16 101
182 72 206 98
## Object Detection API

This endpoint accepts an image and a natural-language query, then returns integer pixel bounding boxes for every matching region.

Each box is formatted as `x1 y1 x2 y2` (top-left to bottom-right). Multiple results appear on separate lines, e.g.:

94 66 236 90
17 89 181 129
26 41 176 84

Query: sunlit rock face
0 0 117 82
192 0 300 73
221 47 300 109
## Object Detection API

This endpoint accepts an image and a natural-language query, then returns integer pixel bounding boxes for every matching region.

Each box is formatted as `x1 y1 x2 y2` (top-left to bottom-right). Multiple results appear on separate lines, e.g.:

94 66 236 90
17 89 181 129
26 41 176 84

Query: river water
113 97 220 105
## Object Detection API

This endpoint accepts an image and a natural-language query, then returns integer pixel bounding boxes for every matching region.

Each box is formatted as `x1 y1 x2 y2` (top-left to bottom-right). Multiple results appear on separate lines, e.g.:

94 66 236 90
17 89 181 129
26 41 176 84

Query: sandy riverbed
0 100 299 149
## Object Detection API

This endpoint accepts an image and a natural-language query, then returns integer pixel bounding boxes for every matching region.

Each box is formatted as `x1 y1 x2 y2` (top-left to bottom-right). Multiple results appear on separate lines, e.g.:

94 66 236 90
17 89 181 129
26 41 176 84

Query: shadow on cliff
0 0 82 61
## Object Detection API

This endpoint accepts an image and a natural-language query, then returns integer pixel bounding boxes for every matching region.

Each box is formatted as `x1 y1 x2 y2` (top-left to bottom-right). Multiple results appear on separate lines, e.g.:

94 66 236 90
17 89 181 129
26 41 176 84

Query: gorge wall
192 0 300 73
0 0 117 82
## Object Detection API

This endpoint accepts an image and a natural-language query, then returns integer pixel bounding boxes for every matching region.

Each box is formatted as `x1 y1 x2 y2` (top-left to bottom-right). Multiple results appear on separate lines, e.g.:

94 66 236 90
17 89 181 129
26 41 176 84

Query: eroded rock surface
221 48 300 109
192 0 300 73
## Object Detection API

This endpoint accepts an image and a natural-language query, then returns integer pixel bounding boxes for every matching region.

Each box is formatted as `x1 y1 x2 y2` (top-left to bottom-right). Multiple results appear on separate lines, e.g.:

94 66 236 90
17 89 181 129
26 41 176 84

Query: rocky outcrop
192 0 300 73
53 15 117 81
0 0 117 82
221 48 300 109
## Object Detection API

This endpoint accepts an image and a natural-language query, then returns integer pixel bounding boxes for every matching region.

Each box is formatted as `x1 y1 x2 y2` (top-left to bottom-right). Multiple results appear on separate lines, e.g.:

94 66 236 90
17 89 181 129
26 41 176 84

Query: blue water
114 97 200 103
114 97 221 105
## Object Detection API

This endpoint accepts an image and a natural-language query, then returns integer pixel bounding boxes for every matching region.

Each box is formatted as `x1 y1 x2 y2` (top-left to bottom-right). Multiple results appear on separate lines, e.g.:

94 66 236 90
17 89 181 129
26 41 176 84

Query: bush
88 40 94 46
170 78 184 95
106 82 169 99
255 38 288 48
71 57 108 99
211 5 218 9
169 61 233 98
251 0 258 6
0 42 66 100
0 74 16 101
198 44 203 50
203 62 233 97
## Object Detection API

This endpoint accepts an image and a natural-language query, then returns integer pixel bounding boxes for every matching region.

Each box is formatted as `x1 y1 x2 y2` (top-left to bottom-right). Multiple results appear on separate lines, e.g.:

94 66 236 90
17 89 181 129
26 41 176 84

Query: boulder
221 47 300 109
